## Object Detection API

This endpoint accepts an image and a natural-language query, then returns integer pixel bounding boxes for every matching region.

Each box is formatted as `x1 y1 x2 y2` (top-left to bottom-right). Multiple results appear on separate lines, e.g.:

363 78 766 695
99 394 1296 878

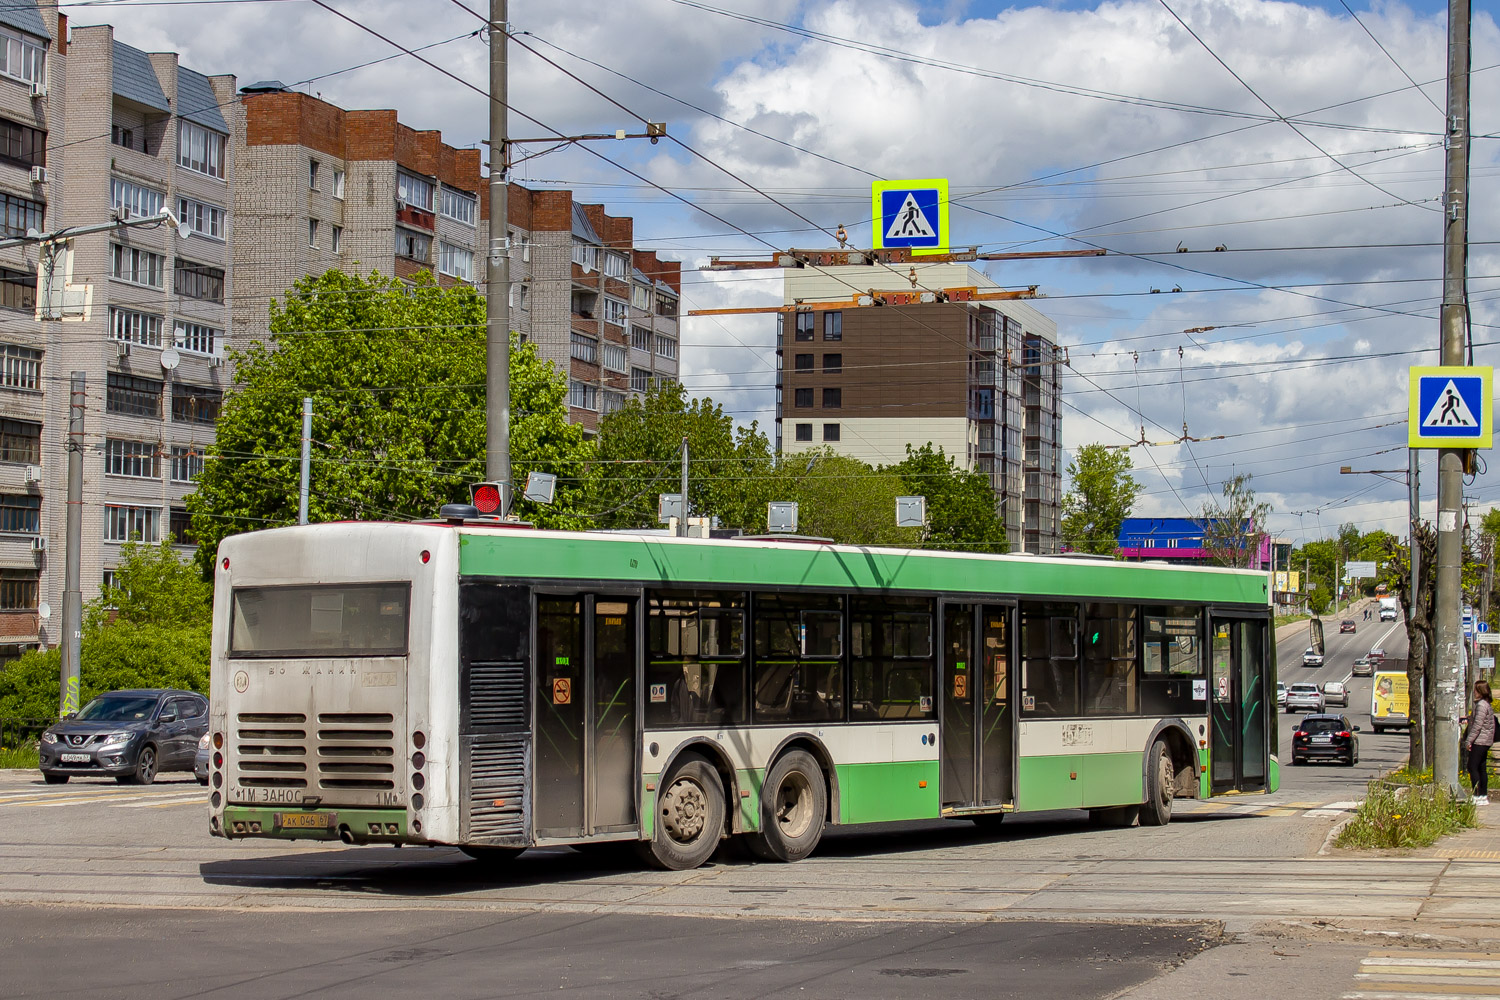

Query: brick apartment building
778 263 1061 554
234 87 681 432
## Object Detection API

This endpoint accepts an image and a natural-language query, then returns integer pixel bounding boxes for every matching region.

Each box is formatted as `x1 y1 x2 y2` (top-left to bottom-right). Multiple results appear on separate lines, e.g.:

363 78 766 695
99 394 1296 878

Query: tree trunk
1388 523 1437 772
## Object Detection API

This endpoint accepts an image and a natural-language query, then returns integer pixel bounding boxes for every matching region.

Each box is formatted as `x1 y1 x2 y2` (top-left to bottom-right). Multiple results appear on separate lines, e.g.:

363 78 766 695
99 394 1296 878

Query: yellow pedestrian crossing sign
1408 365 1492 448
872 178 949 256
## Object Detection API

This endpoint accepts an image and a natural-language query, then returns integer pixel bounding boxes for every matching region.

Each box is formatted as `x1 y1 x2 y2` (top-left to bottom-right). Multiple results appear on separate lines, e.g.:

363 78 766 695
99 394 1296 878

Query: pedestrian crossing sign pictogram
872 178 948 256
1408 365 1492 448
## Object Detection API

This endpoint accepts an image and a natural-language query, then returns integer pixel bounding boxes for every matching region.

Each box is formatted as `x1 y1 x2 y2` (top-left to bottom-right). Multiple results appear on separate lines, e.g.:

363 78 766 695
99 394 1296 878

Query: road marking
1344 952 1500 999
1 790 194 809
117 794 206 809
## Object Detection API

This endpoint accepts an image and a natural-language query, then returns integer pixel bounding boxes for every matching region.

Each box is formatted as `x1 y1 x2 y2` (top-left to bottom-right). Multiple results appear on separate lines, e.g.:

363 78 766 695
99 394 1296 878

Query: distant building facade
1116 517 1273 569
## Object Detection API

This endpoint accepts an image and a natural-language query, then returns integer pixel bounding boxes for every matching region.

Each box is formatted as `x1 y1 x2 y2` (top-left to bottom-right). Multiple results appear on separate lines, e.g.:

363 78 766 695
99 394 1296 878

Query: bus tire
1139 740 1174 827
642 753 725 871
459 845 524 864
748 750 827 862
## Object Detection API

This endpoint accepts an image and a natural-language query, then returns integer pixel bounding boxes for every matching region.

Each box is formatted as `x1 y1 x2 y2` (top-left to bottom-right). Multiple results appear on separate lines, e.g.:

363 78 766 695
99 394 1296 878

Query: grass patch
1334 778 1477 849
0 742 39 769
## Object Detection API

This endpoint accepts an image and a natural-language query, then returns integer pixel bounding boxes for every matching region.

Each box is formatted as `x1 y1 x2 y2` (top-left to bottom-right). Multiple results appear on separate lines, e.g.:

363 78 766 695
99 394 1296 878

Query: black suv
38 689 209 785
1291 713 1361 767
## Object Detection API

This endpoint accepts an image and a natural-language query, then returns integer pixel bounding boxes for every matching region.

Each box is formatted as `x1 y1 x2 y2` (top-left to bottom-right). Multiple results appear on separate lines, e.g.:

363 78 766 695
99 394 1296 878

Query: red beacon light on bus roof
470 482 504 516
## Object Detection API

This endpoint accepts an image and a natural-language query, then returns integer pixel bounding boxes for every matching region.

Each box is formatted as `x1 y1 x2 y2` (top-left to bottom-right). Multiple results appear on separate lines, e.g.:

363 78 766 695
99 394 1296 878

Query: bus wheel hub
662 778 706 840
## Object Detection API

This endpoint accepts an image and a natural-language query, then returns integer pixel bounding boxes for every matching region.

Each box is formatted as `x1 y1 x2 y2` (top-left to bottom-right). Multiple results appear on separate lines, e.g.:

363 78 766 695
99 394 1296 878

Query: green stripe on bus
835 760 941 824
1017 752 1146 811
458 532 1268 604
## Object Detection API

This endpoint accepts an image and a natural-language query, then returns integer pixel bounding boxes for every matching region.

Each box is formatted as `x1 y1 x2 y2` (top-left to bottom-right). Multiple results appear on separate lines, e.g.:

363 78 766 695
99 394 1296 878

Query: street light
1340 458 1420 623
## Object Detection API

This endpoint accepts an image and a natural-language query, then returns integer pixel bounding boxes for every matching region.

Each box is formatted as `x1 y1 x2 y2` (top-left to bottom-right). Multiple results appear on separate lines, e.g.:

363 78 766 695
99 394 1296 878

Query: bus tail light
212 732 223 749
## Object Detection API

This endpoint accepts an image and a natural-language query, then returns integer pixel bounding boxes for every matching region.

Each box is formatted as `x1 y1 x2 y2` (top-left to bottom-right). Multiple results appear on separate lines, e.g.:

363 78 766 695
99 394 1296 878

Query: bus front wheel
642 753 725 871
1139 740 1174 827
748 750 827 862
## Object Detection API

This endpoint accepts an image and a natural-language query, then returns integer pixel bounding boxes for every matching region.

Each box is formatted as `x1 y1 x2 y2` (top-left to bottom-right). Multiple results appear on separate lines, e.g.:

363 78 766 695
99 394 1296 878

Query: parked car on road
1276 682 1287 709
194 733 210 785
1286 682 1325 713
1322 681 1350 707
1291 713 1360 766
38 689 209 785
1352 656 1375 677
1340 620 1356 634
1302 646 1324 667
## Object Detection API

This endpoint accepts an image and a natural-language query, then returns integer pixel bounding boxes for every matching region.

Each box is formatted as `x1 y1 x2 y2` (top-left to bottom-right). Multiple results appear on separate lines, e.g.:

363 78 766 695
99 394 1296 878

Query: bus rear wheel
1139 740 1175 827
748 750 827 862
641 753 725 871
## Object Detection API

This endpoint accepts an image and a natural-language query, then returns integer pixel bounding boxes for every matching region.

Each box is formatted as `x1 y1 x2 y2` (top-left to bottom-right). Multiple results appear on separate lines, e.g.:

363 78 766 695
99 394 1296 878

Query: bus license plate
275 812 335 830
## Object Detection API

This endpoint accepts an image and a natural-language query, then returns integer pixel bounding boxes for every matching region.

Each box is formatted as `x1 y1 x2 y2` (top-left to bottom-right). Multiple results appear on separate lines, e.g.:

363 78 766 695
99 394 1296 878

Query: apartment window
823 311 842 341
0 26 45 85
0 117 44 168
110 244 164 288
793 312 814 342
602 297 628 326
570 332 598 364
0 267 34 311
0 343 40 391
178 121 226 179
105 438 159 479
174 322 220 358
656 291 678 317
110 179 163 220
823 353 843 374
111 124 137 152
0 418 38 463
106 373 162 418
601 390 626 415
0 494 38 533
177 198 224 240
510 283 528 310
308 158 320 189
395 228 431 261
0 570 37 610
174 260 224 302
631 284 651 311
307 219 318 248
571 239 599 271
104 504 160 544
823 387 842 409
440 187 476 225
655 335 677 360
331 225 343 254
603 252 628 279
794 353 813 372
601 342 627 373
332 170 345 199
794 423 813 442
169 446 204 483
172 383 221 424
396 171 434 211
0 191 41 238
568 380 598 411
169 507 192 545
512 231 531 262
794 387 813 408
630 367 651 393
823 423 841 442
630 325 651 351
110 308 163 348
438 242 473 281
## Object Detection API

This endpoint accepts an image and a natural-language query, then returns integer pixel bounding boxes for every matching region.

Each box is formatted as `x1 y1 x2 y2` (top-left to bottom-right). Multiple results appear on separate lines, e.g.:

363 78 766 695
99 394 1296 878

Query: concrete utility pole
485 0 512 513
1410 450 1420 623
1433 0 1471 790
298 397 312 525
677 436 689 538
59 373 84 717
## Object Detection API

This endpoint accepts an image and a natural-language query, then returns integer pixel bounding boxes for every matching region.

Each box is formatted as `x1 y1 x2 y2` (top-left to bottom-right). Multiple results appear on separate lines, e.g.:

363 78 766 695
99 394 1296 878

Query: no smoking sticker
552 677 572 705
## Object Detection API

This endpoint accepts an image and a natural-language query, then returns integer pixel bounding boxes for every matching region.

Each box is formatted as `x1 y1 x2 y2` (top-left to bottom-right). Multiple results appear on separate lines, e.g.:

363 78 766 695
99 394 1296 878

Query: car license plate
1313 735 1332 743
275 811 335 830
59 753 90 763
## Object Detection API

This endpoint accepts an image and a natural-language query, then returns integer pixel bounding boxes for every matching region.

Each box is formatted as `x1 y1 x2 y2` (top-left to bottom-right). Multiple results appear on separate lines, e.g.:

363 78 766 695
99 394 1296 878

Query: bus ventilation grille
468 661 527 728
468 739 527 837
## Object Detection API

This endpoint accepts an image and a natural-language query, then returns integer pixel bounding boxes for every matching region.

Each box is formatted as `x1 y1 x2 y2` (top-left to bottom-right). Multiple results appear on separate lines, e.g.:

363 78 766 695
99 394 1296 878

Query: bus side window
849 597 935 721
1083 604 1138 715
752 593 844 724
645 590 746 728
1019 601 1079 717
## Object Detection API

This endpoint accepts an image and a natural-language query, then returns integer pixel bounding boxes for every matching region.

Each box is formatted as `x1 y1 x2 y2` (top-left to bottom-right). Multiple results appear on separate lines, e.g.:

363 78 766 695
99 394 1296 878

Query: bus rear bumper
217 805 409 844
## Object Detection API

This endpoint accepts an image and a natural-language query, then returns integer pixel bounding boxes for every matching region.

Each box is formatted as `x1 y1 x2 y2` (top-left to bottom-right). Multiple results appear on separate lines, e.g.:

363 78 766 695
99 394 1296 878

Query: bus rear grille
468 740 527 838
468 661 527 728
234 713 398 794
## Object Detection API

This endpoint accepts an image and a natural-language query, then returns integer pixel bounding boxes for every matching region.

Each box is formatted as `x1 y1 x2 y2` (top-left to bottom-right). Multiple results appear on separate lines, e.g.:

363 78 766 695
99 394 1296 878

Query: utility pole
1433 0 1471 790
298 398 312 525
59 373 84 717
677 436 689 537
1410 450 1420 623
485 0 512 514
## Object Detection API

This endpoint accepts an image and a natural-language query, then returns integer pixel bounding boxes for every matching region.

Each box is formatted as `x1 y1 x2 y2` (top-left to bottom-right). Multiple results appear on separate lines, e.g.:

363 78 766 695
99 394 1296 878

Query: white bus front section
208 523 462 846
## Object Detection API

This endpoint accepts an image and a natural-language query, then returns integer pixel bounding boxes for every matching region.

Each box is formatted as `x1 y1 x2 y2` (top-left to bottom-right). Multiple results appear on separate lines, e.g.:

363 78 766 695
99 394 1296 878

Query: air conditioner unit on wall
29 81 46 99
23 464 40 484
116 341 129 359
29 166 45 185
31 536 46 552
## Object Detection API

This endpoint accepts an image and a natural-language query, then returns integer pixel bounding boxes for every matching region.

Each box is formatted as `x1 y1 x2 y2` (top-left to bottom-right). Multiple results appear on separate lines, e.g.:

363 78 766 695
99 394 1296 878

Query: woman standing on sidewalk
1464 680 1495 805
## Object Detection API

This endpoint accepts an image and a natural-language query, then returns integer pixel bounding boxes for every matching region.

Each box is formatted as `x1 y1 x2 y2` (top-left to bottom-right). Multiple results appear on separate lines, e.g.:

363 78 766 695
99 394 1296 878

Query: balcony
0 609 38 642
396 205 435 231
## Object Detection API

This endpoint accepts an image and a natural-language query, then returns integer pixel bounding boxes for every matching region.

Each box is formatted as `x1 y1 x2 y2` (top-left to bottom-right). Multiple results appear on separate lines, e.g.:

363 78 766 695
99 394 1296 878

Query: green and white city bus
208 519 1277 869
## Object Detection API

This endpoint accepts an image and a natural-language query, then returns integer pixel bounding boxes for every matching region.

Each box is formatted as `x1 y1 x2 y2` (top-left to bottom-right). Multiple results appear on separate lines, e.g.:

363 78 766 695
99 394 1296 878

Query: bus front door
534 594 639 840
1209 616 1270 794
940 603 1015 812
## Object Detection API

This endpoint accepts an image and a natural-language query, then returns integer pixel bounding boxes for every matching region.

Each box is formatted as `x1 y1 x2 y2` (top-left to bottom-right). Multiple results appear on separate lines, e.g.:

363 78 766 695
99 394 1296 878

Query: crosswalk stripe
1363 959 1500 970
1344 952 1500 1000
1355 984 1500 996
117 795 205 808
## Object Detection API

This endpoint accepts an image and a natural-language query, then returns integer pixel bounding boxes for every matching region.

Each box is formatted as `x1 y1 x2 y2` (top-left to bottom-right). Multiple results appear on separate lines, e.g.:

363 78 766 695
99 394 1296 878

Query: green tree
84 541 211 631
882 444 1007 553
591 382 774 531
769 450 919 546
188 269 592 567
1198 473 1272 568
1060 443 1139 555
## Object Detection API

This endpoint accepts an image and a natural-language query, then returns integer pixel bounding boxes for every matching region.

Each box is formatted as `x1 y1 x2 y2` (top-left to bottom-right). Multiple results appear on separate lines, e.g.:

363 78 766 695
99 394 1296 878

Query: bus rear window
230 583 410 657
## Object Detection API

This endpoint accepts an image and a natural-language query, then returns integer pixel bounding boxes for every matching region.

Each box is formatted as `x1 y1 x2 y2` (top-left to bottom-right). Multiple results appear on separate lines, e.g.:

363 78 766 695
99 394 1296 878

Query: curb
1318 812 1357 855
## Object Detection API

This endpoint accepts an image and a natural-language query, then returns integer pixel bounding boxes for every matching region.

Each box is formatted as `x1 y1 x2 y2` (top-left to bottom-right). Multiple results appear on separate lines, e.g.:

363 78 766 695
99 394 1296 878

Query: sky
73 0 1500 547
